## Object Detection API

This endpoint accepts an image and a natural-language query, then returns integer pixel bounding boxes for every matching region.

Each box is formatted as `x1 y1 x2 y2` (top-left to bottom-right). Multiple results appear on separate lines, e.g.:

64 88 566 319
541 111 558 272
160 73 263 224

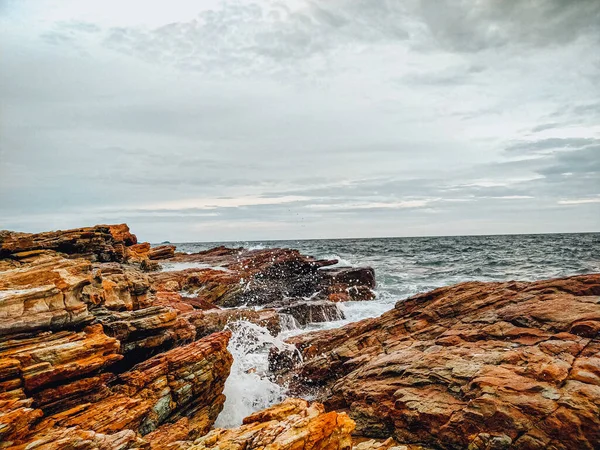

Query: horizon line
159 230 600 245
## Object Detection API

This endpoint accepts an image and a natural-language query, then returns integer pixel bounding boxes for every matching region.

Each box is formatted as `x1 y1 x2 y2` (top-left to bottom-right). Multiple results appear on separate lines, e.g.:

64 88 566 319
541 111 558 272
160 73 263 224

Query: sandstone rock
182 398 355 450
0 324 122 392
4 426 143 450
275 275 600 450
0 255 93 335
127 242 152 261
92 306 195 357
2 332 232 448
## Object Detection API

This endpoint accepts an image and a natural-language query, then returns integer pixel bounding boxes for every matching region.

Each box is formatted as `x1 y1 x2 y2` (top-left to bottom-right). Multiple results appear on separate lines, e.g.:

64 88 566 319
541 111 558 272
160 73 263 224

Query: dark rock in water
0 222 368 449
184 307 282 338
272 274 600 450
278 300 345 326
151 249 375 307
320 266 376 288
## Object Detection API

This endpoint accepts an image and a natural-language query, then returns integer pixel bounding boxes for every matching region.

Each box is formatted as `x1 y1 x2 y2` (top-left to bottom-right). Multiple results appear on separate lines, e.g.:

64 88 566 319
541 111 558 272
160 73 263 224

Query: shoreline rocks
3 222 598 449
271 275 600 450
0 223 376 449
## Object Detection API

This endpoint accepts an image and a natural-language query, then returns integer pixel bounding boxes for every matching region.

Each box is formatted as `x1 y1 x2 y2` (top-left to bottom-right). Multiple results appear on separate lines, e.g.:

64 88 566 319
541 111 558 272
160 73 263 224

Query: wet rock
184 308 281 338
0 324 123 392
148 245 176 260
151 250 375 308
274 275 600 450
320 267 376 289
279 300 345 326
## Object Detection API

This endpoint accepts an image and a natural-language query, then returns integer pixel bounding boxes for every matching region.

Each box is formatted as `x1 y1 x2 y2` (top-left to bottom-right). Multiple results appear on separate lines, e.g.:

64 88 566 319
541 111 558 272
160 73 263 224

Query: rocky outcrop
185 308 282 339
167 398 355 450
278 300 345 326
0 224 136 262
1 332 232 448
273 275 600 450
153 249 375 308
0 222 380 449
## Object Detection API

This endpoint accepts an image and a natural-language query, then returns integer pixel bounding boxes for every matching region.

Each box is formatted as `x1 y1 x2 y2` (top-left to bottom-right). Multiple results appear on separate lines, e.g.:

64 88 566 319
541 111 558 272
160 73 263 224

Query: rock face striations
2 222 598 449
273 275 600 450
0 224 373 449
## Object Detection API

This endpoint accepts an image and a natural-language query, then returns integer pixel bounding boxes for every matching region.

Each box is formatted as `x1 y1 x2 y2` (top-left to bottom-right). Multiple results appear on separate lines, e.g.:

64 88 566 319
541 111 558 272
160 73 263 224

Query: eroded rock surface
273 275 600 450
167 398 355 450
0 223 376 449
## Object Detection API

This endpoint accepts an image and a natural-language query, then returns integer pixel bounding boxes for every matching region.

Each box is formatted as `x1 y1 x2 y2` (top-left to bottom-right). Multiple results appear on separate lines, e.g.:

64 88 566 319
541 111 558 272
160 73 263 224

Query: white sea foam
215 320 301 428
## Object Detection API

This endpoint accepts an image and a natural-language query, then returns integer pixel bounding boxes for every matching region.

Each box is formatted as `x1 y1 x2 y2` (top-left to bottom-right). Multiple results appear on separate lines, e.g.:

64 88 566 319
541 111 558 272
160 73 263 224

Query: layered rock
0 222 375 449
273 275 600 450
166 398 355 450
0 224 136 262
1 332 232 448
153 249 375 308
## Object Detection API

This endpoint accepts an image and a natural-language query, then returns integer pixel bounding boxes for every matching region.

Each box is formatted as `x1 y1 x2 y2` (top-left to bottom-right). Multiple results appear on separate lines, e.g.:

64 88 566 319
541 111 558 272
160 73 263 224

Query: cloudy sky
1 0 599 242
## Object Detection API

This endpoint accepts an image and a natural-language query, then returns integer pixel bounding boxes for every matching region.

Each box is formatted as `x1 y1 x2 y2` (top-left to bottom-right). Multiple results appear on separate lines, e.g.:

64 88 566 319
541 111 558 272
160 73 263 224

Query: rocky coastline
0 224 598 449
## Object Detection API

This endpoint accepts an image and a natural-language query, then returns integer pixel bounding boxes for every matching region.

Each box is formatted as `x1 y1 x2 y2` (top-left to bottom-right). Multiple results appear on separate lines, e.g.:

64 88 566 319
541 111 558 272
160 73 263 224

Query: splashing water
189 233 600 427
215 320 301 428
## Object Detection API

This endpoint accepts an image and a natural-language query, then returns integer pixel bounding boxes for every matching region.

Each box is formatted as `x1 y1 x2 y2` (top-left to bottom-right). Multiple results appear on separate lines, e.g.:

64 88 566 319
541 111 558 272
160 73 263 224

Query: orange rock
186 398 355 450
0 324 122 392
276 275 600 449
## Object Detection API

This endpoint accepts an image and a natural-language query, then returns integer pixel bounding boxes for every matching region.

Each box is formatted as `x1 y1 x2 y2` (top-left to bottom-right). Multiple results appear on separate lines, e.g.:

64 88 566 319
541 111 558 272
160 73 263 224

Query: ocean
172 232 600 426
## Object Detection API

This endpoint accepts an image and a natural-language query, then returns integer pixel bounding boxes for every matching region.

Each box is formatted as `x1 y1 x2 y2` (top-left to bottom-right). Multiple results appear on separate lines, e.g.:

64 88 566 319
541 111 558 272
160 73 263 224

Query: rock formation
0 223 375 449
165 398 355 450
272 275 600 450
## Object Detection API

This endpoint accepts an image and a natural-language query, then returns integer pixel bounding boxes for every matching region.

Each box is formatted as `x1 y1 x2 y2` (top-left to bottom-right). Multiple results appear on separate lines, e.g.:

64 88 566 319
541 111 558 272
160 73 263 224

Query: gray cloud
0 0 599 241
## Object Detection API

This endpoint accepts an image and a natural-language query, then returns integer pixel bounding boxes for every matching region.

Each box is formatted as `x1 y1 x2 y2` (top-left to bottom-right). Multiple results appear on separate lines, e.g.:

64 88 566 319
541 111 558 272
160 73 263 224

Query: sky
0 0 599 242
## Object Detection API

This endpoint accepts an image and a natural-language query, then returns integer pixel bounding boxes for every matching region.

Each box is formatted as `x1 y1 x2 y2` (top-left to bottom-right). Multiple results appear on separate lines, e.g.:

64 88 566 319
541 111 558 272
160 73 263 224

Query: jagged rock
320 267 376 288
320 267 376 302
175 398 355 450
2 332 232 448
273 275 600 450
92 306 196 356
127 242 152 261
83 264 152 311
151 249 374 308
184 308 281 338
4 426 144 450
0 324 122 392
353 438 409 450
